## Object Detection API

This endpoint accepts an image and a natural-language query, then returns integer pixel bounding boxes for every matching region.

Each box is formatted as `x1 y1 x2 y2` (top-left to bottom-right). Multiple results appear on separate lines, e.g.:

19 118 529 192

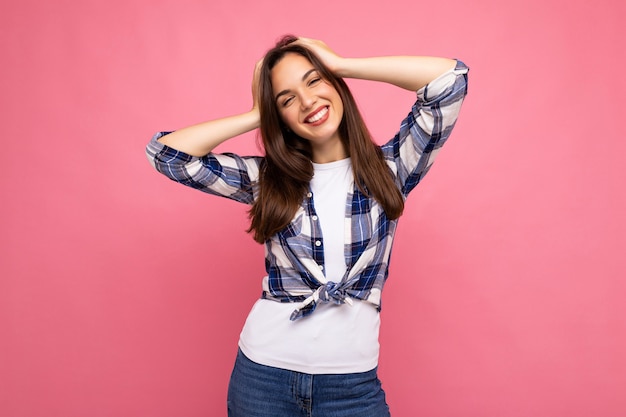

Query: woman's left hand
293 37 345 75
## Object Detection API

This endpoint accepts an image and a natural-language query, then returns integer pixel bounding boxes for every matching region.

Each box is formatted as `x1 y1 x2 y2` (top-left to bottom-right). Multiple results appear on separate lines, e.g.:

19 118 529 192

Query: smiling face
271 53 346 162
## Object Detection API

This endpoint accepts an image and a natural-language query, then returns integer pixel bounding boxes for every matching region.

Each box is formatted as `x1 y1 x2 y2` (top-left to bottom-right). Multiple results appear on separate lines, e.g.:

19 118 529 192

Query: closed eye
308 77 321 86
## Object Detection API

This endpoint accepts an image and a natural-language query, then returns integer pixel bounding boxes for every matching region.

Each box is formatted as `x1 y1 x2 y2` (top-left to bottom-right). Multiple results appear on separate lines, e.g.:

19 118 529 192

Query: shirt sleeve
381 60 469 197
145 132 262 205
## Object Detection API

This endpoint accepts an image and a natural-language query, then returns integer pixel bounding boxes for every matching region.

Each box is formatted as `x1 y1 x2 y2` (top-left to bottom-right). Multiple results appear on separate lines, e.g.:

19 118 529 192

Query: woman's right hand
251 58 263 114
155 59 263 156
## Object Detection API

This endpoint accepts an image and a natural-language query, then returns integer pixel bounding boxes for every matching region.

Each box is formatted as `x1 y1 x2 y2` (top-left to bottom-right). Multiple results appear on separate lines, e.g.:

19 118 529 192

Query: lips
304 106 329 124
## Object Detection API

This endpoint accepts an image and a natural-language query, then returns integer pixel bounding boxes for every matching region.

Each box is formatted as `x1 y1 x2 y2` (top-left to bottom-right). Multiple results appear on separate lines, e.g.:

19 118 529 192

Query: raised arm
294 38 457 91
292 38 468 197
156 60 263 157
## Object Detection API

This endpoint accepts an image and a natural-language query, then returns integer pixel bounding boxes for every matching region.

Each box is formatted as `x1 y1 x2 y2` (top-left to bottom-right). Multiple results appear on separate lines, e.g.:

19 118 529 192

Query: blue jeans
227 349 391 417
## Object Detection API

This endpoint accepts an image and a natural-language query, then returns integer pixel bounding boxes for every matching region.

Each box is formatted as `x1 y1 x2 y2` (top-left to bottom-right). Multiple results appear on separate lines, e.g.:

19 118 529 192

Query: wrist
332 57 353 78
246 108 261 130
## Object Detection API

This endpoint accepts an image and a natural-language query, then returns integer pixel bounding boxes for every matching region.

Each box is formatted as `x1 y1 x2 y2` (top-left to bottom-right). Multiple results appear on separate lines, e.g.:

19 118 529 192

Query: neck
311 138 348 164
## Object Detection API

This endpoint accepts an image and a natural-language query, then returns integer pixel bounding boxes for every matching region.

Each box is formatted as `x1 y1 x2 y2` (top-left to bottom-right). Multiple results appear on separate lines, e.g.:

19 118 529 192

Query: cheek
326 88 344 114
280 108 298 128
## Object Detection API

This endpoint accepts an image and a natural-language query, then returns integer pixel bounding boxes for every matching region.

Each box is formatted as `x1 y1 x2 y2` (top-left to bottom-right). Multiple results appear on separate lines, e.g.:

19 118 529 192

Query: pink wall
2 0 625 416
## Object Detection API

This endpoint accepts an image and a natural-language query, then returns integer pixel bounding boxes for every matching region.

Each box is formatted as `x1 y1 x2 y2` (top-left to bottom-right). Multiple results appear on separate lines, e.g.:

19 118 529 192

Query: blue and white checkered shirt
146 61 468 320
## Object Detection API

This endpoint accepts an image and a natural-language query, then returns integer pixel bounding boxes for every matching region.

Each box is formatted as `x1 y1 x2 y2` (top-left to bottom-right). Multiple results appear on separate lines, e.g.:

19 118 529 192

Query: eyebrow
274 69 318 102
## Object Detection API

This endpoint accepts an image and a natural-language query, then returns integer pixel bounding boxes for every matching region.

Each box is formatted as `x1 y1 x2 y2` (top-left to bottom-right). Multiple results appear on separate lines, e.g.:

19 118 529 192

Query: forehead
271 53 315 91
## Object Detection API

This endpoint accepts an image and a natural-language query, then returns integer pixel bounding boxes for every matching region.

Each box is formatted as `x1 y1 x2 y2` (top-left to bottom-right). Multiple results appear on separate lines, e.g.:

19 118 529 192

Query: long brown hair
248 36 404 243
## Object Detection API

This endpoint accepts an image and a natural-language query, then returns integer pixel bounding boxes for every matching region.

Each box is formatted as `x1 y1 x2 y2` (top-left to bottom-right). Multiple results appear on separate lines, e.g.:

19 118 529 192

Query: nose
300 90 316 110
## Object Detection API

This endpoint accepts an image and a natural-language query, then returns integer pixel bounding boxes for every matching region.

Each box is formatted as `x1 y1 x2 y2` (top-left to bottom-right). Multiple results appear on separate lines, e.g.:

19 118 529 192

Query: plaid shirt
146 61 468 320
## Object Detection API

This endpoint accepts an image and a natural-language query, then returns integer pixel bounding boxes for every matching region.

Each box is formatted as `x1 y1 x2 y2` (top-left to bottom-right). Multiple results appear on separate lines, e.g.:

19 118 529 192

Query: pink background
2 0 625 416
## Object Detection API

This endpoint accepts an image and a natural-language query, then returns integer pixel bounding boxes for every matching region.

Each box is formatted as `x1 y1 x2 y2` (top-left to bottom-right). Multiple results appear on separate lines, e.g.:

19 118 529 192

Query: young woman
146 36 468 417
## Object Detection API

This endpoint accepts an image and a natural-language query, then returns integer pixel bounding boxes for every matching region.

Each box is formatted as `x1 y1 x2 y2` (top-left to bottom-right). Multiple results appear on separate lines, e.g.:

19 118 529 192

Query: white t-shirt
238 158 381 374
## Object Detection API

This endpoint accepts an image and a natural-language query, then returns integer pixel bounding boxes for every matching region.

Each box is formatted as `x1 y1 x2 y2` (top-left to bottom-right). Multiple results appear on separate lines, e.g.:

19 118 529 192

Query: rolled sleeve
145 132 262 205
383 60 469 196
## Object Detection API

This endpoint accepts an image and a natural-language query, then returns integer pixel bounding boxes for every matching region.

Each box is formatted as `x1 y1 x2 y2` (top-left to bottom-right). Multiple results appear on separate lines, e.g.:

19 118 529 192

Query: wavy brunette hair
248 36 404 243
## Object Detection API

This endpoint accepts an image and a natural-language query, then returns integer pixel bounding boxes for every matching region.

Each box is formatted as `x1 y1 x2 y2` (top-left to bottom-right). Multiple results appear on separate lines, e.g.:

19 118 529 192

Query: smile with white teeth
305 107 328 123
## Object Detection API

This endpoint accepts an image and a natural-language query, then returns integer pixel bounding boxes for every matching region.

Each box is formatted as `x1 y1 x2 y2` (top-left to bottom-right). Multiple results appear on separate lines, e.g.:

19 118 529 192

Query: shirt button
311 215 318 221
319 265 324 270
307 192 312 198
315 240 322 247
